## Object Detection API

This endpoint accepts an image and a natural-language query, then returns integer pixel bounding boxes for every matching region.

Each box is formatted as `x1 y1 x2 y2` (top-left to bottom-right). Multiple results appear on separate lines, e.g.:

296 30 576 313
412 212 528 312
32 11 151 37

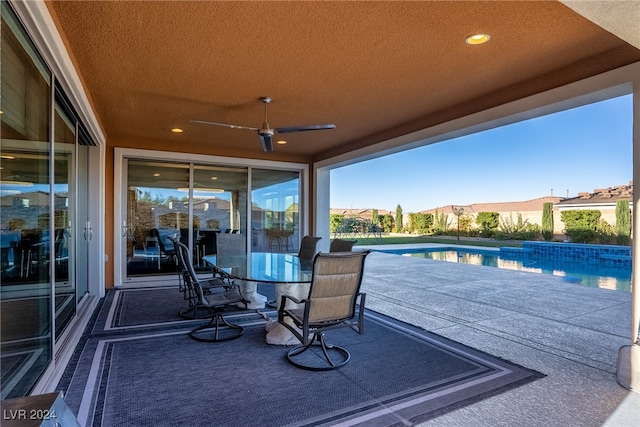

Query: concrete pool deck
356 245 638 426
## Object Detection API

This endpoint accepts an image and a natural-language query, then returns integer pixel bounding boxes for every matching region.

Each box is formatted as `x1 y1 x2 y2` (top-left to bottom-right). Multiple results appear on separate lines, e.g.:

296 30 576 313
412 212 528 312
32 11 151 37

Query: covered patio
54 249 635 426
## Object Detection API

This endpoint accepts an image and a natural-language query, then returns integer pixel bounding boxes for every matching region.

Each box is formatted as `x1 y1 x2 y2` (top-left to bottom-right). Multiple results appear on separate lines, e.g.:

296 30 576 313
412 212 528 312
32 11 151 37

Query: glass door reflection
126 161 189 278
53 102 76 339
192 165 247 269
251 169 300 253
0 1 53 398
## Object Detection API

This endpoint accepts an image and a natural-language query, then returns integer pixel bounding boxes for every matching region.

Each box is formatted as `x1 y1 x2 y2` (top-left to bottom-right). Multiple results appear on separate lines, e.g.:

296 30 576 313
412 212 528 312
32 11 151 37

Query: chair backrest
297 236 321 260
216 233 246 256
307 251 370 323
329 239 357 252
174 240 210 303
174 240 194 280
173 240 193 292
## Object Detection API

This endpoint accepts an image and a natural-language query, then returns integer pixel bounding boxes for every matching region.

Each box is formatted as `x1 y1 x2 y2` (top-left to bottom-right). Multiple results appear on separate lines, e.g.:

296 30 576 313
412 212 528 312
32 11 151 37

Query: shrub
494 224 541 241
542 202 553 241
330 214 344 233
597 218 616 244
522 223 542 240
561 210 601 243
381 214 394 233
476 212 499 237
433 210 451 234
615 200 631 245
499 213 528 234
394 204 403 233
459 213 474 233
408 213 433 234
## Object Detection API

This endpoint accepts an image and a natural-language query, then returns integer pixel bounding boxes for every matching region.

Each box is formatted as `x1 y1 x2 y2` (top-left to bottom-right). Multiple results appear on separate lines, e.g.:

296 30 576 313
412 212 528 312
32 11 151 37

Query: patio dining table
202 252 313 284
202 252 314 345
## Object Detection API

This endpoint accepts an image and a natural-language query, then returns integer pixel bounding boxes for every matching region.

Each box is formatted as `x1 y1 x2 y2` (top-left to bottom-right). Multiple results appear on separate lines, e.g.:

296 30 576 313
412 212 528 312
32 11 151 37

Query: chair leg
190 312 244 342
286 333 350 371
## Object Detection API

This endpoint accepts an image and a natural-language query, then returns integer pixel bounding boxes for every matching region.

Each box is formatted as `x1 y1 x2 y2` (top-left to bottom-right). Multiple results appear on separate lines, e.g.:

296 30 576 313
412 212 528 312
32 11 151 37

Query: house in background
412 183 633 238
420 196 565 235
555 182 634 228
329 208 393 221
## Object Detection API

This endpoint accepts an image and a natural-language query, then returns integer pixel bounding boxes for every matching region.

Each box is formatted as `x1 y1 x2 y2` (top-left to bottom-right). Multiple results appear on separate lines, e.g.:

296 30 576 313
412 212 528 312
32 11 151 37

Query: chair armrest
199 277 227 288
280 294 304 306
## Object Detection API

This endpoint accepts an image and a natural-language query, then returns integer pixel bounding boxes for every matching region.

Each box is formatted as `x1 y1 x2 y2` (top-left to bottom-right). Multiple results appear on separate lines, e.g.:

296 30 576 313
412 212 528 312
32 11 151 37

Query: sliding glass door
120 156 302 283
125 161 189 277
1 2 98 399
1 2 53 398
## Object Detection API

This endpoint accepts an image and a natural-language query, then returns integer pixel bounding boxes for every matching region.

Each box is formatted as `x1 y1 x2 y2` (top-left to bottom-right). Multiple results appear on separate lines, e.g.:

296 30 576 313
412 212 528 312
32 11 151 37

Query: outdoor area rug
58 288 544 426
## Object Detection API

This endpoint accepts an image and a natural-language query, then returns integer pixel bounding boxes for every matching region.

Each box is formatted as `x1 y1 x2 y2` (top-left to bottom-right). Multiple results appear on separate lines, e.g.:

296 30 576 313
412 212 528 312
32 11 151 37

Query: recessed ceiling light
276 140 287 145
153 173 160 177
171 128 183 133
465 34 490 45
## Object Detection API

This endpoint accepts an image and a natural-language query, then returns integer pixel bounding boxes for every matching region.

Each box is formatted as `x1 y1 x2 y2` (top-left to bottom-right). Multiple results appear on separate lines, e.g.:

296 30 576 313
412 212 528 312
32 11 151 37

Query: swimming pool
377 247 631 292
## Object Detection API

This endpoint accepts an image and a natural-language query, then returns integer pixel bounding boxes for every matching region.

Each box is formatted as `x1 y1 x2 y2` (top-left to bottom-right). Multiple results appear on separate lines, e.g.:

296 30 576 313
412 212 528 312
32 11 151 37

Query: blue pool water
378 247 631 292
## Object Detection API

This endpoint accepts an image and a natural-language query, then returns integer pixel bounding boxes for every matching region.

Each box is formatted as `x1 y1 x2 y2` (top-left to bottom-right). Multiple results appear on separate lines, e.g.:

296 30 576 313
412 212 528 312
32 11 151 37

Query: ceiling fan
191 97 336 152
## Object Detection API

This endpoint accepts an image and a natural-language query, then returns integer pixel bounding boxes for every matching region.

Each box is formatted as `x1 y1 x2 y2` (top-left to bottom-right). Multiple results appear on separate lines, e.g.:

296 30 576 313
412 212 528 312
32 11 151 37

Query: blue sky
330 94 633 213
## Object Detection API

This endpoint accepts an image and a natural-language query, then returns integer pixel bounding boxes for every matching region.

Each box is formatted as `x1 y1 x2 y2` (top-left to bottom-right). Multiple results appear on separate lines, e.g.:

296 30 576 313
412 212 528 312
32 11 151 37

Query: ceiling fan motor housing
259 124 274 136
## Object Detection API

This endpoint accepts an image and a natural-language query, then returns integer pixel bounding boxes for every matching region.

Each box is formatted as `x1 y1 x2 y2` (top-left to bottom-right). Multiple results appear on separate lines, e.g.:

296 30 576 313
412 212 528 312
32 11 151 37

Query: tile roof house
421 196 565 234
555 182 633 231
329 208 392 219
555 182 633 207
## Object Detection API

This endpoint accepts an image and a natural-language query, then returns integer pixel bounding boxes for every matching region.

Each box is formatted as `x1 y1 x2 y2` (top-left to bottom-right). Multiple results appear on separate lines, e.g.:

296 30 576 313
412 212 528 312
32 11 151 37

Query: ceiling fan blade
275 124 336 134
190 120 258 131
259 134 273 152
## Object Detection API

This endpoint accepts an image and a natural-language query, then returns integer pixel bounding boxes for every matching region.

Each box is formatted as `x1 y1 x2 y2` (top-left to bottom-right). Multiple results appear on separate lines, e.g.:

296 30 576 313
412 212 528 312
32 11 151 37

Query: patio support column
314 166 331 253
619 77 640 393
634 79 640 350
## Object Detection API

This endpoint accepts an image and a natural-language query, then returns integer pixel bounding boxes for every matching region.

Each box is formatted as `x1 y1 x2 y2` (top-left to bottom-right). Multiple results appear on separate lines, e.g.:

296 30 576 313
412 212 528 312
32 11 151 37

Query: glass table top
202 252 313 283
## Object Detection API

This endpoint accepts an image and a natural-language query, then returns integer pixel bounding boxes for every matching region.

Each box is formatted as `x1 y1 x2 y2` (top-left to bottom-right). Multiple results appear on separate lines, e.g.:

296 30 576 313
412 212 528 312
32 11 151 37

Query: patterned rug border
58 290 544 426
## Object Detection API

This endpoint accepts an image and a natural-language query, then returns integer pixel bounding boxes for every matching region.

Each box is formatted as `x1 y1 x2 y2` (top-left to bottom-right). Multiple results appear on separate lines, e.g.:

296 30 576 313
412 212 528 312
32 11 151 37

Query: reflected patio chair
174 240 247 341
266 227 283 251
329 238 357 252
146 228 176 270
278 250 370 370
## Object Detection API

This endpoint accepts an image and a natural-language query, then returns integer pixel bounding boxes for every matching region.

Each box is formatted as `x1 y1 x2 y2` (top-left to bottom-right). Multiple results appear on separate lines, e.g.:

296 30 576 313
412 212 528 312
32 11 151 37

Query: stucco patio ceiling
47 1 640 162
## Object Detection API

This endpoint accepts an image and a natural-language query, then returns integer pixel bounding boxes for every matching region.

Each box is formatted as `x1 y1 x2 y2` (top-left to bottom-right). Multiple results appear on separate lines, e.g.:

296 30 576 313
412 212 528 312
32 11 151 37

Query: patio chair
297 235 321 261
173 240 242 326
329 238 357 252
174 240 248 341
278 250 371 370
